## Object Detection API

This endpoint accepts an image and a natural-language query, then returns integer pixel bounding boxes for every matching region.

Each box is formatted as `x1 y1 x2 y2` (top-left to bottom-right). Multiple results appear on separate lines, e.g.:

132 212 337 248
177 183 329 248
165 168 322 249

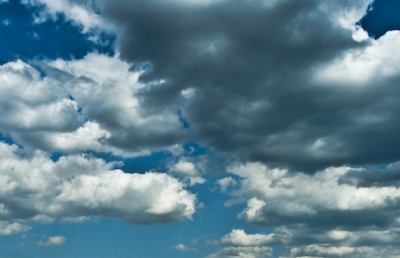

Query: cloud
217 177 237 193
168 159 206 186
174 243 189 252
0 141 195 224
221 229 274 247
230 162 400 228
206 246 273 258
23 0 114 33
38 236 66 247
48 53 185 155
206 229 274 258
0 60 81 133
93 0 397 172
0 222 30 236
215 162 400 257
288 245 373 258
8 0 400 172
0 54 186 155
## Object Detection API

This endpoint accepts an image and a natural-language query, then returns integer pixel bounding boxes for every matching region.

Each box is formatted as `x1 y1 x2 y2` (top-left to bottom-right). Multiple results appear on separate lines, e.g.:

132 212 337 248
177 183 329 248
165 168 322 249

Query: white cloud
174 243 189 251
315 31 400 85
22 121 111 153
0 142 196 224
49 53 184 155
169 160 206 186
0 222 30 236
217 177 238 193
221 229 274 247
24 0 114 33
289 245 372 257
207 229 275 258
206 246 272 258
0 54 184 155
215 162 400 257
229 163 400 225
38 236 66 247
0 60 81 133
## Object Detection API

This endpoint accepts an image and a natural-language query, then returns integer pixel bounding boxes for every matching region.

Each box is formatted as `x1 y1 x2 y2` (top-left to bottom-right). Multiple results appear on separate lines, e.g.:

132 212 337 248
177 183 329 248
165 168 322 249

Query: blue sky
2 0 400 258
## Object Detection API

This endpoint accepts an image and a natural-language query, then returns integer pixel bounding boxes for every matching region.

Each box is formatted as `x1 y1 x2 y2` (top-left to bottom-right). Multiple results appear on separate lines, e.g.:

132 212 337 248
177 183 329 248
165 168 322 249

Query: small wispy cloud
38 236 66 247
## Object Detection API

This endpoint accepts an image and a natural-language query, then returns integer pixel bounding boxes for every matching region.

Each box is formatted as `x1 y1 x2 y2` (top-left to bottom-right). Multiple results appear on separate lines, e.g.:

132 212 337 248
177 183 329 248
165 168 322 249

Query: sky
1 0 400 257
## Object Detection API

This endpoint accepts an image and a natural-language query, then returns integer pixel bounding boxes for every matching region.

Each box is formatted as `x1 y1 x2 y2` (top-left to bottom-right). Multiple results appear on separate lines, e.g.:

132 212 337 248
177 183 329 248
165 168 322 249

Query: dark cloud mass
101 0 400 172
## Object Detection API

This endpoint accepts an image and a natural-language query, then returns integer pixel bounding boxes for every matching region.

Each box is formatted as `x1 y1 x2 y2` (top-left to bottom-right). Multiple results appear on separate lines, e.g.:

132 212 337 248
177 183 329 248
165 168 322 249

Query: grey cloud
340 162 400 187
97 0 399 171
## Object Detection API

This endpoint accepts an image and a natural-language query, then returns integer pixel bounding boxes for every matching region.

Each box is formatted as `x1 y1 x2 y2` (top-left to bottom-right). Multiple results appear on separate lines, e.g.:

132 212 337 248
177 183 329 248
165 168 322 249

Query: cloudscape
1 0 400 257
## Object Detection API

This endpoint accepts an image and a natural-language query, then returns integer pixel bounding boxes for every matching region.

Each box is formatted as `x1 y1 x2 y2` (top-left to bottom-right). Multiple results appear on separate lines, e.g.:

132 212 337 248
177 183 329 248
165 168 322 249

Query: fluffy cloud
0 60 81 133
10 0 400 172
221 229 274 247
231 163 400 228
0 141 195 224
206 229 274 258
0 53 185 155
217 162 400 257
38 236 66 247
49 53 185 155
0 222 30 236
168 160 206 186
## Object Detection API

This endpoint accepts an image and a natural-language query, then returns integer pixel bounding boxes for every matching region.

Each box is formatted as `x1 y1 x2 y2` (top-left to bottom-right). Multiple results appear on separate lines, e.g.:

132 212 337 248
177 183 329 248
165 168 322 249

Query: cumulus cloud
49 53 185 155
0 54 186 155
221 229 274 247
0 60 81 133
230 163 400 228
214 162 400 257
95 0 400 172
168 160 205 186
38 236 66 247
206 229 274 258
8 0 400 172
6 0 400 255
0 141 195 224
0 222 30 236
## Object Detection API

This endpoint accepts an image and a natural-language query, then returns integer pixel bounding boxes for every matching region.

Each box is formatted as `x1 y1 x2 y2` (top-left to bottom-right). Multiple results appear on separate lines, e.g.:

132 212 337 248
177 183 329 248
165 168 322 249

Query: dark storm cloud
99 0 400 172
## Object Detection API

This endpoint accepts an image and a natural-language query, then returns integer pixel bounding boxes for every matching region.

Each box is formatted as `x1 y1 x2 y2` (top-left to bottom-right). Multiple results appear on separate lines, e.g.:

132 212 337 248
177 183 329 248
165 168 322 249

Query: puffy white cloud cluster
207 229 274 258
221 229 274 247
0 222 30 236
0 53 184 156
214 162 400 257
0 142 195 230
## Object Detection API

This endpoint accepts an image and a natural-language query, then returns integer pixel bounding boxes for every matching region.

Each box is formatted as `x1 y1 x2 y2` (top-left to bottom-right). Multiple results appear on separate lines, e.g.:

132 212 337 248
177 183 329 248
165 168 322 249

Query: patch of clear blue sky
359 0 400 39
0 0 114 64
0 0 397 257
